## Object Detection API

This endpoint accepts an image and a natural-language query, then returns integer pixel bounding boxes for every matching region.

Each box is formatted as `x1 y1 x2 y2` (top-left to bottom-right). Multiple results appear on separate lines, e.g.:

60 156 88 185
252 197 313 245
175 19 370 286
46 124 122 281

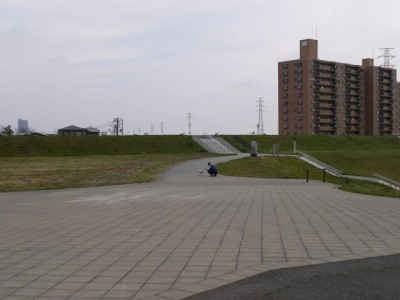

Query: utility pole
256 97 264 135
150 124 154 134
187 113 192 135
113 118 124 136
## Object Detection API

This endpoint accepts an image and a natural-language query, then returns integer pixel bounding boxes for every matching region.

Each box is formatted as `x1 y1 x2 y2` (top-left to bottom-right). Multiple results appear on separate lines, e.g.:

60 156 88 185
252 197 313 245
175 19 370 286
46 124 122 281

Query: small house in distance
58 125 100 136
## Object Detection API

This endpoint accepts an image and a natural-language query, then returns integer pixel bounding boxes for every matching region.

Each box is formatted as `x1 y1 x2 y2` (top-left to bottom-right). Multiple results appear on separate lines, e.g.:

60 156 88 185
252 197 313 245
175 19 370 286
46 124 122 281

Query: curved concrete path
0 155 400 299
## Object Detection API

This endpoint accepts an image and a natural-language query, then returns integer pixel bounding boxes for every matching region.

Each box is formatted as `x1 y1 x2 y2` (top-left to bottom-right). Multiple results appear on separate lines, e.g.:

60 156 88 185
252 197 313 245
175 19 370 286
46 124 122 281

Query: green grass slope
0 135 206 157
222 135 400 182
218 156 400 198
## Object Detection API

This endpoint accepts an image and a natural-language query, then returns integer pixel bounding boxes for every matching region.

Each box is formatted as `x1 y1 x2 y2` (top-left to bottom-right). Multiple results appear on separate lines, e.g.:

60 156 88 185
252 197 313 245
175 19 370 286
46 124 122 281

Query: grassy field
0 153 213 192
0 135 213 192
222 135 400 182
218 156 400 198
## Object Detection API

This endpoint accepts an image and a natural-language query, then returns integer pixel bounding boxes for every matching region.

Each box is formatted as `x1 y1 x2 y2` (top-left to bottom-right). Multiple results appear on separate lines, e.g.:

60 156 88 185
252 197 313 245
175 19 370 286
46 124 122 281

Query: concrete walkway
1 155 400 299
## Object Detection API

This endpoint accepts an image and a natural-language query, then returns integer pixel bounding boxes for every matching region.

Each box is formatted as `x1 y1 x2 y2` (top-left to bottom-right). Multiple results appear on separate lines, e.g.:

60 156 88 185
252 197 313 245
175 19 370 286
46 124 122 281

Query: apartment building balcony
346 119 360 125
345 82 361 88
345 89 361 95
379 93 393 99
380 125 393 133
346 111 361 118
381 112 393 118
379 94 393 100
315 124 336 131
315 88 336 95
314 63 336 71
315 109 336 116
379 78 394 85
380 87 394 93
315 94 336 101
346 96 361 103
380 104 393 111
346 74 361 81
380 118 393 125
379 70 394 78
316 116 336 124
380 99 393 105
315 78 336 85
346 103 361 109
345 67 361 75
346 127 361 132
315 71 335 79
314 102 336 109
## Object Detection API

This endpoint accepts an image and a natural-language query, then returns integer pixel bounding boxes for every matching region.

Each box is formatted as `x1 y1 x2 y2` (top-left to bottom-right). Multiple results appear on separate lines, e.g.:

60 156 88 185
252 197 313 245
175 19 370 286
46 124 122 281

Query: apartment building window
295 70 303 75
296 124 303 128
283 71 288 76
283 86 288 91
295 116 303 121
296 62 302 68
295 77 302 82
295 85 302 90
283 124 288 129
283 63 288 69
283 93 288 99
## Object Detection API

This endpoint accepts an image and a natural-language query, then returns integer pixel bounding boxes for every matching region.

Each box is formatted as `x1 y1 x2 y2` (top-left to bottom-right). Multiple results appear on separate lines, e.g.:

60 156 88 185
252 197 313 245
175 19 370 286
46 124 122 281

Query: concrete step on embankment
192 135 240 154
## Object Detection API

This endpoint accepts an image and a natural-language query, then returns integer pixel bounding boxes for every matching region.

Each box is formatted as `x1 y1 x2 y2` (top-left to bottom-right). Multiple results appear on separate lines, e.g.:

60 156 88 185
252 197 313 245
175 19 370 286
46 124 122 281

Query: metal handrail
297 151 343 177
373 174 400 190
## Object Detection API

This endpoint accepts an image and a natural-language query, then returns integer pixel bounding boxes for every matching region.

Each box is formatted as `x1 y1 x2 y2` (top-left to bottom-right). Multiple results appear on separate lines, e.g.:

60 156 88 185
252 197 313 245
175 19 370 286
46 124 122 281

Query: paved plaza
1 155 400 299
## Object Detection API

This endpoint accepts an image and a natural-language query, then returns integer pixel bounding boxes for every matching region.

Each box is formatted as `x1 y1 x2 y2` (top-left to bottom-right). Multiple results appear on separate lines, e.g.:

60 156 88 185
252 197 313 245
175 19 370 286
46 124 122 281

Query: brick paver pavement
1 155 400 299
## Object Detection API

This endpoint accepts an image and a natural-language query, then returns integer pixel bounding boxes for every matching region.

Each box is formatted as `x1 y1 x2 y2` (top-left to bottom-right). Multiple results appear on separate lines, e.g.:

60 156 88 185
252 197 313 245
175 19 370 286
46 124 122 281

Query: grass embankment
220 135 400 198
0 135 205 156
218 156 400 198
222 135 400 181
0 135 213 192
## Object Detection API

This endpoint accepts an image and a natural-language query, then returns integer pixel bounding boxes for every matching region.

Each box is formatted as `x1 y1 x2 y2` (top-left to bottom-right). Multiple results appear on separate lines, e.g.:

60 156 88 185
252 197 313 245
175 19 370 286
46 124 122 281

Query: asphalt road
186 254 400 300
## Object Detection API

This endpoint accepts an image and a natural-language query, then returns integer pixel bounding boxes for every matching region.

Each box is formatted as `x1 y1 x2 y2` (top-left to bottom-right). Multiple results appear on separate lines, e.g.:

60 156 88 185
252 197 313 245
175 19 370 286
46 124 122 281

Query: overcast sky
1 0 400 135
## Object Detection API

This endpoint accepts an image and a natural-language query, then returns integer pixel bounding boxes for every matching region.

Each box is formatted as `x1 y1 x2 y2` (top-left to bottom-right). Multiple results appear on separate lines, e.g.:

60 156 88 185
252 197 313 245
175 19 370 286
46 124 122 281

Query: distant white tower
378 48 396 68
256 97 264 135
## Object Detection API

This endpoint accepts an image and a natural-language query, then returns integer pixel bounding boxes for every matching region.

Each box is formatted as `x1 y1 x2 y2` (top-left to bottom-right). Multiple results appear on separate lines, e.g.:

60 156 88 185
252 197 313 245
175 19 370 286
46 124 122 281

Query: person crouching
207 162 218 177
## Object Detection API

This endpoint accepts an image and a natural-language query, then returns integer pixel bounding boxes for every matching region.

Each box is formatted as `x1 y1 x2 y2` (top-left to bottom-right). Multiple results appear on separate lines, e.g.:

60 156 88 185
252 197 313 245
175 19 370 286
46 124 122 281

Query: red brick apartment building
278 39 400 135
